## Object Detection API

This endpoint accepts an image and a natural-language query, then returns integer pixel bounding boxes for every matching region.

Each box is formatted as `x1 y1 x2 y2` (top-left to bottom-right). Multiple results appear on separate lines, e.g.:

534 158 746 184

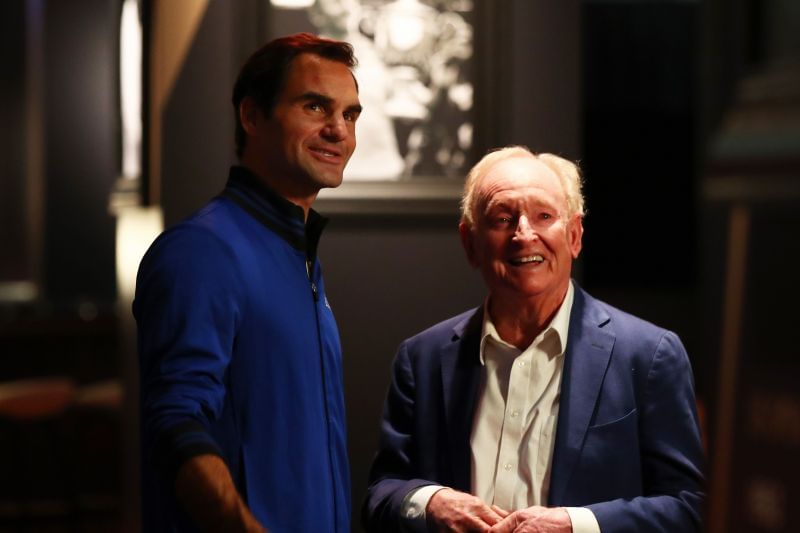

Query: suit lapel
548 286 615 505
441 307 483 492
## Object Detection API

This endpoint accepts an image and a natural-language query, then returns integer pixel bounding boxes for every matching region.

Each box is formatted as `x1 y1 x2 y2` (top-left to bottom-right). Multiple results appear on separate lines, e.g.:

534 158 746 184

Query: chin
322 176 344 189
309 172 344 190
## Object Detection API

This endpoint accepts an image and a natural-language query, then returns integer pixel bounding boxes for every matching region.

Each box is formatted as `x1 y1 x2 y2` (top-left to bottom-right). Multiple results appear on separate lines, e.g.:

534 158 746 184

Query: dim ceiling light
270 0 315 8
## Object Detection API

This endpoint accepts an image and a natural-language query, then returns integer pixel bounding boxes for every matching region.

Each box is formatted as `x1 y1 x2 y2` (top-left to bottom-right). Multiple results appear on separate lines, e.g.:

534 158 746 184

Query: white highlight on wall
120 0 143 179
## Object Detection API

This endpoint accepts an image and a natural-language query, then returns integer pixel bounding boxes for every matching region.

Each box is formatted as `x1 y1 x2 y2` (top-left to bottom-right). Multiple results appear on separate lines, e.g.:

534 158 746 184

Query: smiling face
460 155 583 308
241 53 361 210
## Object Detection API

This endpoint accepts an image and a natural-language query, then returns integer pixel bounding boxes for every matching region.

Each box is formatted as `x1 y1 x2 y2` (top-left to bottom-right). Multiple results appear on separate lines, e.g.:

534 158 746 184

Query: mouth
508 254 545 266
309 145 342 161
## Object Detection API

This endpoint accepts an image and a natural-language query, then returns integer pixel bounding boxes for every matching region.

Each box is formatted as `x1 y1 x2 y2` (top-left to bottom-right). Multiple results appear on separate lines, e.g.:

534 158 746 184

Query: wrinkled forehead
475 156 567 211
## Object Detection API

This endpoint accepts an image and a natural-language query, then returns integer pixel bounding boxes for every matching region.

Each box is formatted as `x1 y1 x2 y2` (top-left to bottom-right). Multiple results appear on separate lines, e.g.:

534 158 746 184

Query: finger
474 508 502 526
460 514 492 533
487 514 518 533
491 505 511 518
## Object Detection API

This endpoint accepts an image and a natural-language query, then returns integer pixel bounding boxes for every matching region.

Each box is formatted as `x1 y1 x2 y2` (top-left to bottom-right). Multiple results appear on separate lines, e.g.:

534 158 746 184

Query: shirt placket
493 351 532 509
532 354 555 499
520 341 556 508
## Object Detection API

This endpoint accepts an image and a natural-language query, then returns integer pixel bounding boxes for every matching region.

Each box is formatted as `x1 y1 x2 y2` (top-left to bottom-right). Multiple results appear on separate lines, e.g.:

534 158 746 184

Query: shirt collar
479 281 575 365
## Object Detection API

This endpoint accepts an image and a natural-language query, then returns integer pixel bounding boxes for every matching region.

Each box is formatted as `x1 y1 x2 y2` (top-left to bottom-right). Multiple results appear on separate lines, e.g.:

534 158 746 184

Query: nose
513 215 536 241
321 115 348 142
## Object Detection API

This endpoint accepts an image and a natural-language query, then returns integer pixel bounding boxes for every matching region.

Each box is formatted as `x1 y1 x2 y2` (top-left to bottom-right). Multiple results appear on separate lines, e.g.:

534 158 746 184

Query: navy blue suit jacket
363 285 705 532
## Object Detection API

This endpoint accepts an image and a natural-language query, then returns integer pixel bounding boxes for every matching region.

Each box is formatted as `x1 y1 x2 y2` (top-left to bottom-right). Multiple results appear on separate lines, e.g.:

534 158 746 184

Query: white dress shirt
402 282 600 532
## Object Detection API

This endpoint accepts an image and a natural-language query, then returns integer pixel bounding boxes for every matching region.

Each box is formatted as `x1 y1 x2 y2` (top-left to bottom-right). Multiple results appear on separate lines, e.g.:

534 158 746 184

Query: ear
239 96 261 136
567 215 584 259
459 221 479 268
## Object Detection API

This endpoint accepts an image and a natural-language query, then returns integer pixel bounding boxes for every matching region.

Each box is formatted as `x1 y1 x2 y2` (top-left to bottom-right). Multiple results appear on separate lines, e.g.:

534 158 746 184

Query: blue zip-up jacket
134 166 350 532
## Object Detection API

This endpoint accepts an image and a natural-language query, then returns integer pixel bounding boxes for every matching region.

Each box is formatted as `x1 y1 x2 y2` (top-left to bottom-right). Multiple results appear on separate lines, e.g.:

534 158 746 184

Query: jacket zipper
307 257 338 530
306 260 319 301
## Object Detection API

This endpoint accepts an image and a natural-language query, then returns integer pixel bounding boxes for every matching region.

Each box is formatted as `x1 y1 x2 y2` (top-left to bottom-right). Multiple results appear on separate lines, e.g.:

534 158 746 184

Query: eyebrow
485 197 557 214
297 91 363 114
485 198 516 211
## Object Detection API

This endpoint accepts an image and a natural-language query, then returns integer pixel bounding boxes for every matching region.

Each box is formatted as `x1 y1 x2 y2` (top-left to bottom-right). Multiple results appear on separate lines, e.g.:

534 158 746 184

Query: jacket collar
548 284 615 504
440 307 483 491
221 165 328 260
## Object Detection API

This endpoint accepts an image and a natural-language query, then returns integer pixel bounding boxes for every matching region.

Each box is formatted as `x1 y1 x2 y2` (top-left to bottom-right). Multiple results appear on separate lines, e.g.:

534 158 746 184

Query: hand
488 506 572 533
175 454 267 532
425 488 507 532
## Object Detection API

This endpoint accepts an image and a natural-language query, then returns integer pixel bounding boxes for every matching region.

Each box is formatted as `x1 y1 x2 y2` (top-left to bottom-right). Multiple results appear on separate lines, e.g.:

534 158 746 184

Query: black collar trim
221 166 328 259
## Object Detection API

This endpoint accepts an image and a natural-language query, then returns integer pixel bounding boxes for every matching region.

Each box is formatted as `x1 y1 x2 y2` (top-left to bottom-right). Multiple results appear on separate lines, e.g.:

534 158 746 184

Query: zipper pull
311 281 319 301
307 260 319 301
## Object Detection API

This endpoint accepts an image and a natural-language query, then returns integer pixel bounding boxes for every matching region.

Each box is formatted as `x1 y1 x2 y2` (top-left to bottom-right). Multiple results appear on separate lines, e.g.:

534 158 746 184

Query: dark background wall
0 0 29 283
320 217 486 507
160 0 238 229
44 0 119 307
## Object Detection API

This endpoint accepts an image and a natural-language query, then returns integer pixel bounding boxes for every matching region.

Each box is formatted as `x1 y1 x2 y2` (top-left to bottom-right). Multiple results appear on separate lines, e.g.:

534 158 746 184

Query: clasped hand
426 489 572 533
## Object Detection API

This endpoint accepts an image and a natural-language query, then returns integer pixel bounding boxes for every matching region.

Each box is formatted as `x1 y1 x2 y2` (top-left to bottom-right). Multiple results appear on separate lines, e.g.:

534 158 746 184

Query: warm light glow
0 281 38 302
120 0 142 179
271 0 315 8
385 0 429 51
115 207 163 301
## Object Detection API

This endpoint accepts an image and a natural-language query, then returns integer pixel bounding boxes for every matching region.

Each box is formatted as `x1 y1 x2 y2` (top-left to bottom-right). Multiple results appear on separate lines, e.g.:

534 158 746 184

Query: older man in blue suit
363 146 705 533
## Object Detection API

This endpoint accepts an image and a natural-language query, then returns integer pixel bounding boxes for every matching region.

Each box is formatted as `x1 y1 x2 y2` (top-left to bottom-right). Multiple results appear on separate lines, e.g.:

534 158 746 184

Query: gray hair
460 146 585 226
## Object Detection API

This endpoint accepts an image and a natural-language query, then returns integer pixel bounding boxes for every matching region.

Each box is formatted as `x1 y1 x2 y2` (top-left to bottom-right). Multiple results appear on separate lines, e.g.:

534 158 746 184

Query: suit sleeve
587 331 706 532
134 226 245 479
362 341 440 533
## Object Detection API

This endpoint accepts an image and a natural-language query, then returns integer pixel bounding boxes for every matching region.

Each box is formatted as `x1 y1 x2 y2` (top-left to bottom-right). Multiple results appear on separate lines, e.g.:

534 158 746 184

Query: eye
343 110 357 122
307 102 325 113
486 213 514 228
540 213 552 220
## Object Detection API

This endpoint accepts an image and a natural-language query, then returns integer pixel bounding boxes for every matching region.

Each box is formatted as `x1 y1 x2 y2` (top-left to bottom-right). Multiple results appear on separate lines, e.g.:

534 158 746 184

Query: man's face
460 156 583 304
250 53 361 205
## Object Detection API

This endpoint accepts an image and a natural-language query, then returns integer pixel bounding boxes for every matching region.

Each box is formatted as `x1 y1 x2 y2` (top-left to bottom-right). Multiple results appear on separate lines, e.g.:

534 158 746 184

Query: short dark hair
232 32 357 158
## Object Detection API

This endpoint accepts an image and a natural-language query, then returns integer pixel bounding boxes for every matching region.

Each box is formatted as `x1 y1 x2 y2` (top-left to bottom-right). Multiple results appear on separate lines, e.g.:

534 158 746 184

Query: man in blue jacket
363 147 705 532
135 33 362 532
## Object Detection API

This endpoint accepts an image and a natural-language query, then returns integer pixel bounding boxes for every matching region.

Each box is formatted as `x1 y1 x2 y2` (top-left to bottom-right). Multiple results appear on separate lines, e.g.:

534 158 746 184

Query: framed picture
261 0 491 215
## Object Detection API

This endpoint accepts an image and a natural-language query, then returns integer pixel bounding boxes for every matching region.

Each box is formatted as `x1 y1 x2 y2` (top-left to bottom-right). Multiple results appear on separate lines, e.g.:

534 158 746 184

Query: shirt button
504 463 513 471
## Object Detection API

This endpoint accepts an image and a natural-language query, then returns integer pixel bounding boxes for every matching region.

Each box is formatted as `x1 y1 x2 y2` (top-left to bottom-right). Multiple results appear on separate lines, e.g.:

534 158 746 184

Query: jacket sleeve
587 331 706 532
362 341 439 533
134 225 245 479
